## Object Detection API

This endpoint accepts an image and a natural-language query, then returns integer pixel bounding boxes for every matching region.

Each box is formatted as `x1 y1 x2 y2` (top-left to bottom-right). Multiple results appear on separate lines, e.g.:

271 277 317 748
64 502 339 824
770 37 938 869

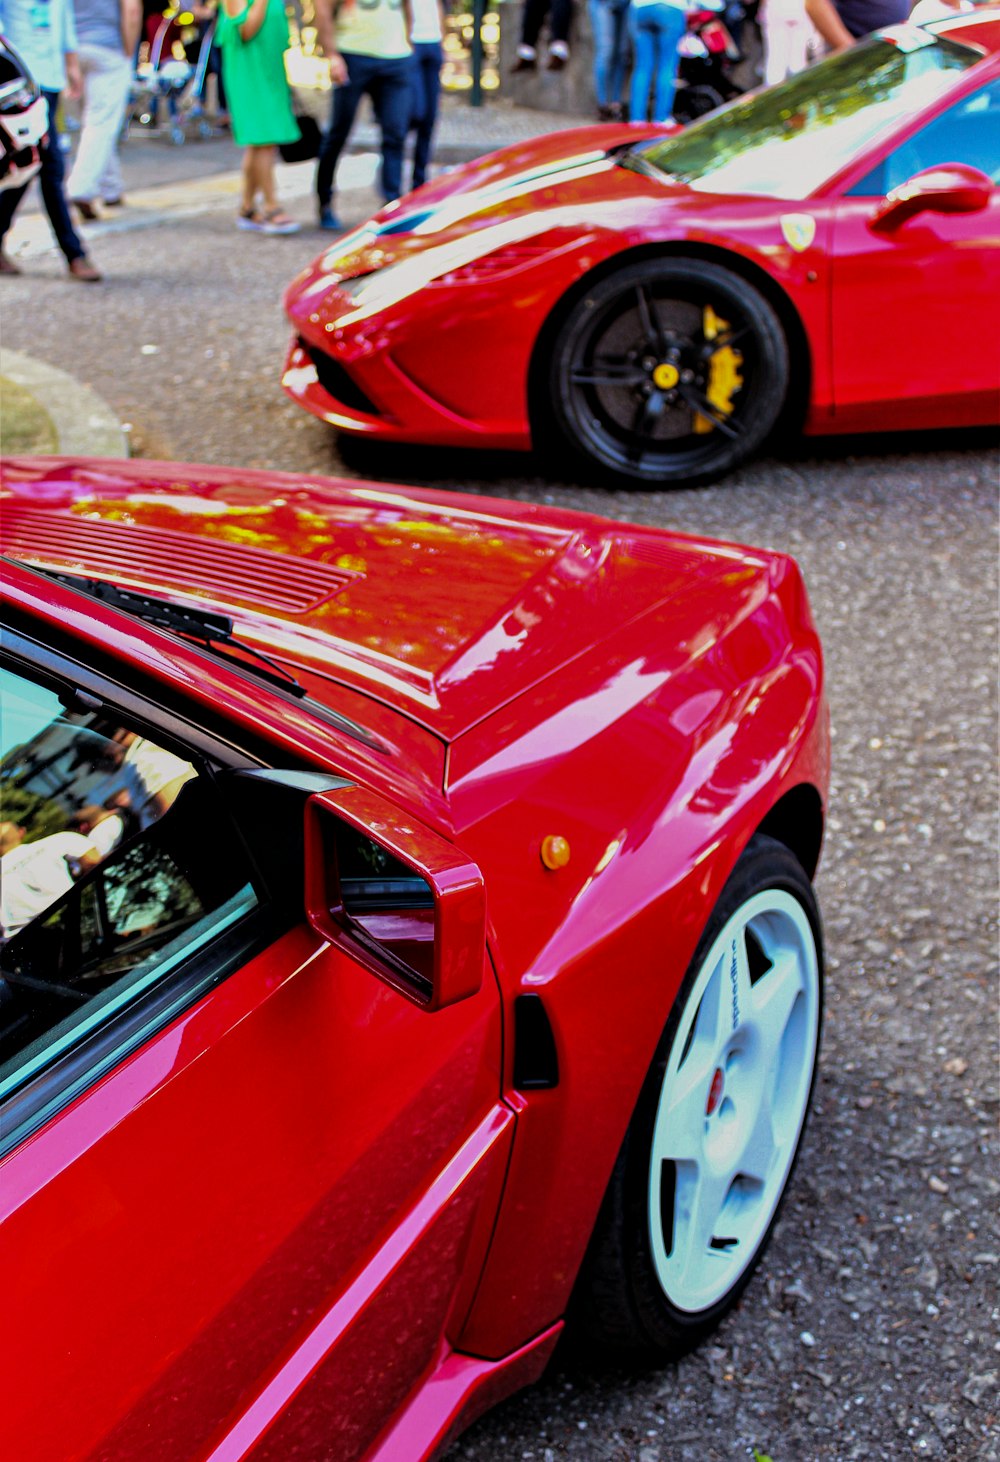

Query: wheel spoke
655 1054 712 1163
738 1080 779 1186
678 384 744 440
635 284 667 353
700 325 750 358
628 389 665 453
672 1161 731 1290
570 356 647 389
751 946 805 1066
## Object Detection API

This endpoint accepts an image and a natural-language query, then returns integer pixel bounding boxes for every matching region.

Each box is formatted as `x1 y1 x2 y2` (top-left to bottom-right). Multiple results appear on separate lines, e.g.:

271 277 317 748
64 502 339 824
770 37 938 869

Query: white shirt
0 831 98 940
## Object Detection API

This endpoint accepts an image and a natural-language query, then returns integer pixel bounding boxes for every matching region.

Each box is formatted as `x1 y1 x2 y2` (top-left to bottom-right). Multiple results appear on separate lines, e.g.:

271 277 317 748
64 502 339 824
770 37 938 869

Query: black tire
569 835 823 1362
545 257 789 488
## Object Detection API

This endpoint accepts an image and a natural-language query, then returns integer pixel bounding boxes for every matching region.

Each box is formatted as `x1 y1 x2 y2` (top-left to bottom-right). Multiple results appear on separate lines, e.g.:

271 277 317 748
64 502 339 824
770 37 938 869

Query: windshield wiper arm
42 572 307 698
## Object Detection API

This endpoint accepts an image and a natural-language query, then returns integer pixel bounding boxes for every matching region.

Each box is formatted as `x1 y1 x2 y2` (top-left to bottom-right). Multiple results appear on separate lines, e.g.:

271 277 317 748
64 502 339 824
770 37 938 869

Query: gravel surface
2 157 997 1461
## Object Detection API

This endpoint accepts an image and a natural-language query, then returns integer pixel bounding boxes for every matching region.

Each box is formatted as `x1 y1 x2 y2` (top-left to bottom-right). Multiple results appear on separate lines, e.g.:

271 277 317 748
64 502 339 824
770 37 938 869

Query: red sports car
283 11 1000 487
1 456 827 1462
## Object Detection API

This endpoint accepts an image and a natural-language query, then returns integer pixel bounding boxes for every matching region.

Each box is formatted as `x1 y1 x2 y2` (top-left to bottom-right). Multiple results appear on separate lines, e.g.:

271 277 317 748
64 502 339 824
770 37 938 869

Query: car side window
0 661 260 1109
847 79 1000 196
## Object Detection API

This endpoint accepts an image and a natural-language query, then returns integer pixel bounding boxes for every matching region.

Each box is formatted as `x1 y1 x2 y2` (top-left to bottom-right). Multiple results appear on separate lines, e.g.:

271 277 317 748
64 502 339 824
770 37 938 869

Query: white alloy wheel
647 888 820 1314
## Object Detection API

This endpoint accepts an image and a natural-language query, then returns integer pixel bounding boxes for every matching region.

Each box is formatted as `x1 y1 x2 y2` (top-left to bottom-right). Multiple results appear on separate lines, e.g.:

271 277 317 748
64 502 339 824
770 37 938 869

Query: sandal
236 209 267 231
260 208 300 235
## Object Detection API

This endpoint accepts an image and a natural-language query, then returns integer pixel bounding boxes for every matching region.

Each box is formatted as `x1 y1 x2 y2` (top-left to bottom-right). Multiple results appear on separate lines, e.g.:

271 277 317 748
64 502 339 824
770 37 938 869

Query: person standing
66 0 141 217
0 0 101 279
216 0 300 232
511 0 573 72
760 0 819 83
313 0 413 231
805 0 909 48
407 0 443 192
590 0 630 119
629 0 687 124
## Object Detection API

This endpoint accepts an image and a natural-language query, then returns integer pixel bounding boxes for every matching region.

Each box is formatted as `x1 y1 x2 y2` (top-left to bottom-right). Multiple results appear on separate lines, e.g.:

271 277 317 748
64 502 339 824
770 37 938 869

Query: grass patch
0 376 59 454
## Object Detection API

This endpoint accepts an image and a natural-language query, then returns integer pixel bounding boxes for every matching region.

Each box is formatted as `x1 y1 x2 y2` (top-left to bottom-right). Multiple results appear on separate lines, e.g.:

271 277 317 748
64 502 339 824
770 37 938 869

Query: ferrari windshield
628 29 980 199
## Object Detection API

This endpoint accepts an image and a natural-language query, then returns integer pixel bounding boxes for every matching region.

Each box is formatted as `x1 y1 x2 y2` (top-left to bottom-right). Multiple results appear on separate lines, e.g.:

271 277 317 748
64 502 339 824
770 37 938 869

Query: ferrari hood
0 458 774 743
284 126 673 311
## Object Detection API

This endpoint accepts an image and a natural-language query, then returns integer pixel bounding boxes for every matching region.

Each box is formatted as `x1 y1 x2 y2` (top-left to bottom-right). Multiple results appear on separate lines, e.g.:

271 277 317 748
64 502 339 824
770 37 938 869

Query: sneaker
319 207 344 232
511 45 537 72
71 198 100 221
67 255 102 282
547 42 569 70
102 196 125 208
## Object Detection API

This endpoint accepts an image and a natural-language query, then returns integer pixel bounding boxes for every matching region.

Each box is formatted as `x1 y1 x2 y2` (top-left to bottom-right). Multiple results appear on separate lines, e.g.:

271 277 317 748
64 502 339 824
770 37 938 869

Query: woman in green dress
217 0 301 232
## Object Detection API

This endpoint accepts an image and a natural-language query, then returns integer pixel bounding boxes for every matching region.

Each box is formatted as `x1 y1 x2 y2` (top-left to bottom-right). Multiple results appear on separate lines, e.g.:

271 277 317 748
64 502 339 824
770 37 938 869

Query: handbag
279 110 322 163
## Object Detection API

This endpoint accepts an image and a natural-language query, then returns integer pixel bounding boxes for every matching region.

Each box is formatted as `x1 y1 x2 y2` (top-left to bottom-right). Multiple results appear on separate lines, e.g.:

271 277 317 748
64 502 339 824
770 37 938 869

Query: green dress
216 0 299 148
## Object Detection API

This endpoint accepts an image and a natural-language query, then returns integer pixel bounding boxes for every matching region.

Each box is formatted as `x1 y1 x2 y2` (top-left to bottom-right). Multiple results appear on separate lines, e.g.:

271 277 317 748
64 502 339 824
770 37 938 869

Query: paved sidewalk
0 92 592 455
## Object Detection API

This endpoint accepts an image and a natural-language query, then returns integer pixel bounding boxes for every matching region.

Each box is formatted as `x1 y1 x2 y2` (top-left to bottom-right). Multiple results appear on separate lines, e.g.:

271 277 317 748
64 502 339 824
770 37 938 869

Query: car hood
284 126 677 311
0 457 776 744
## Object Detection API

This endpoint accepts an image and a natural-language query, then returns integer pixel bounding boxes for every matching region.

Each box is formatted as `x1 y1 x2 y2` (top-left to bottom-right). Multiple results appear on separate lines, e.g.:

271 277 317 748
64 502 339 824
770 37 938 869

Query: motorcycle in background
673 0 750 123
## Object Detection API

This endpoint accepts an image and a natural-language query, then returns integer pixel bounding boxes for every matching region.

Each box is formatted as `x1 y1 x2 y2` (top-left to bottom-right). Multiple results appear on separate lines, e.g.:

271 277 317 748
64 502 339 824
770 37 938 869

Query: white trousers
760 0 820 84
67 43 133 203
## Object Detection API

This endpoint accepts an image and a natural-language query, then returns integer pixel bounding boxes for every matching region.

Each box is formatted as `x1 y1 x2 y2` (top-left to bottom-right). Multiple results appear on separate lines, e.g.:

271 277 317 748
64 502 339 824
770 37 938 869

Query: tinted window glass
630 32 978 199
847 76 1000 194
0 664 258 1093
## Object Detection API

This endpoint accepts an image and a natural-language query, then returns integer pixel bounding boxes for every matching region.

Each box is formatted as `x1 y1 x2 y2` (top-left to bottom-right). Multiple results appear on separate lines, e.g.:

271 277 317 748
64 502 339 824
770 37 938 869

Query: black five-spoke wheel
546 257 790 488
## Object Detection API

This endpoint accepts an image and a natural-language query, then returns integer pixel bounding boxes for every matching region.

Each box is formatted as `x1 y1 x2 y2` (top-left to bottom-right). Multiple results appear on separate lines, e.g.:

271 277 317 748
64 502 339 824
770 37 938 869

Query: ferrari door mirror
870 163 992 234
304 785 486 1011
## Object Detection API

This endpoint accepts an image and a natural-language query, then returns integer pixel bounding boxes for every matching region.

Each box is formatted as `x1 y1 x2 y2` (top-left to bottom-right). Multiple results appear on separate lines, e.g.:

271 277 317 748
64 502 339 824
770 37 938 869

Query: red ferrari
1 456 827 1461
284 11 1000 487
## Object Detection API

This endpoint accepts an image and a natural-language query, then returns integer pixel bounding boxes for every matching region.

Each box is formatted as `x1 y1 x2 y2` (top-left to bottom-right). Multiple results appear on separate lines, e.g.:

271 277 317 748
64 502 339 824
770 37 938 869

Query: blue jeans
408 40 442 191
0 92 86 261
317 51 412 207
589 0 630 109
629 2 687 123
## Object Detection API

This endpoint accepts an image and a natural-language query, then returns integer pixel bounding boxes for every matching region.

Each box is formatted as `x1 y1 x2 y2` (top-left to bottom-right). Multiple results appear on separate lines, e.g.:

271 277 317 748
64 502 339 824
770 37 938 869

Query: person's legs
591 0 615 109
410 41 441 189
651 3 686 122
36 93 88 262
629 10 656 122
370 56 412 202
316 53 368 217
521 0 550 48
66 45 133 205
608 0 630 108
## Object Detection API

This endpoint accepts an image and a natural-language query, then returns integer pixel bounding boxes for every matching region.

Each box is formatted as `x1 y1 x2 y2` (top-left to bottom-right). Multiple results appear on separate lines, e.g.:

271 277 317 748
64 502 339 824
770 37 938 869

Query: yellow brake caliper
694 305 744 434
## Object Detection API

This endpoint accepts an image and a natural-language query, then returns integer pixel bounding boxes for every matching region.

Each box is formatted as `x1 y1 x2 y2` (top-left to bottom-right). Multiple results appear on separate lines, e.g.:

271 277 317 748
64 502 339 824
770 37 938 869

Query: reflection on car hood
0 456 774 742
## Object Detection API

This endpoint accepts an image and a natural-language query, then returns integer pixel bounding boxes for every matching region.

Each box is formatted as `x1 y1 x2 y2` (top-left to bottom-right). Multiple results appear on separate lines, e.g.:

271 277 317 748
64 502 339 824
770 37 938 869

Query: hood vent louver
1 505 360 615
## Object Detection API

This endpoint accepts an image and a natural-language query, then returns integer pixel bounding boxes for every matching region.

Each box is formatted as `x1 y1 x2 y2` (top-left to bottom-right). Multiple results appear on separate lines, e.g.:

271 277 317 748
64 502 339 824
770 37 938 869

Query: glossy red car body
283 13 1000 468
0 456 828 1462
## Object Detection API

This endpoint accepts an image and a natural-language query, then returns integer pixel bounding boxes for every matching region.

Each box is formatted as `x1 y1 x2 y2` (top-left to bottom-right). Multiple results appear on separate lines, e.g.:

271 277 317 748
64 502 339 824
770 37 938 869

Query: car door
0 624 507 1462
828 76 1000 431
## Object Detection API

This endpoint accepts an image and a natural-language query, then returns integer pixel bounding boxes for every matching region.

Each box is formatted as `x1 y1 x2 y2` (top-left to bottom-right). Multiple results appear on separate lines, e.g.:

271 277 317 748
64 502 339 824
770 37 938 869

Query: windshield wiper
41 571 307 698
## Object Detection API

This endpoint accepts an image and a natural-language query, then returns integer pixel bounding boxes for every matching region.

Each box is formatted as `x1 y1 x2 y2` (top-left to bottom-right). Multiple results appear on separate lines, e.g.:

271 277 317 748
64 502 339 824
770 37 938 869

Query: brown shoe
68 255 102 283
72 198 100 221
0 250 22 275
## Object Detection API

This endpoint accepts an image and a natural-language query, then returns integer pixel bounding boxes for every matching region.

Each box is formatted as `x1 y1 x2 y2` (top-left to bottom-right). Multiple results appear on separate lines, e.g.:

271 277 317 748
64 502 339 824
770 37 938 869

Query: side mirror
304 785 486 1012
870 163 992 234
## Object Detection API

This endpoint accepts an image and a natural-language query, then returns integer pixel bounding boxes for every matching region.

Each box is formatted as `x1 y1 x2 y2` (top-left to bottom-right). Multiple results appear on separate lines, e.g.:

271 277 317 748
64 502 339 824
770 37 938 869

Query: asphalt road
2 131 998 1462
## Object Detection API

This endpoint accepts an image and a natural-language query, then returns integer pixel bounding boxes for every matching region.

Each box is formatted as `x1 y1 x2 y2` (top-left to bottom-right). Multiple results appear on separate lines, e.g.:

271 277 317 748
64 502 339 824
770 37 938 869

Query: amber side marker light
540 835 571 871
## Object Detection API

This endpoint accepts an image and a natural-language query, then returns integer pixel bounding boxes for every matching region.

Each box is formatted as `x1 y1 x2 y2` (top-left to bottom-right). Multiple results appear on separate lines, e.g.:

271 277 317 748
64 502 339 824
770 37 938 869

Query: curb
1 348 129 459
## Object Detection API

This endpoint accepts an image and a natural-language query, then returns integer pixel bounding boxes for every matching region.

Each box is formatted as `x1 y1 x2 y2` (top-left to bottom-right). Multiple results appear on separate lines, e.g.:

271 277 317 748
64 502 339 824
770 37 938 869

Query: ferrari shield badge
780 214 816 252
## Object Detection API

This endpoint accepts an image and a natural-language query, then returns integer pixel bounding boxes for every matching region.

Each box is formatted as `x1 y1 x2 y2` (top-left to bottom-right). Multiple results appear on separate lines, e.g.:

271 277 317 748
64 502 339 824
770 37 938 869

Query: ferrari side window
848 78 1000 196
0 661 260 1111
